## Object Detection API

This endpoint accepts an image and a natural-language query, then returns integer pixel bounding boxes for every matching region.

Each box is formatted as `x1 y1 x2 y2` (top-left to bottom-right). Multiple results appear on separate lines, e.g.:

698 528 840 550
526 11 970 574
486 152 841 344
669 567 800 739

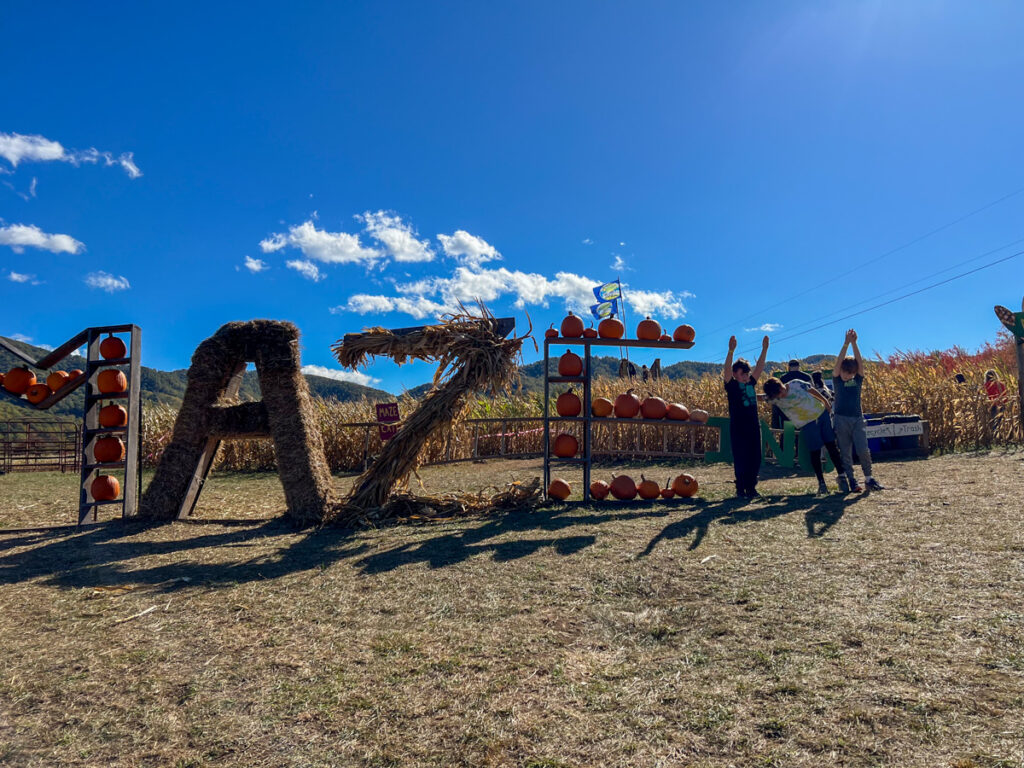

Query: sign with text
376 402 400 441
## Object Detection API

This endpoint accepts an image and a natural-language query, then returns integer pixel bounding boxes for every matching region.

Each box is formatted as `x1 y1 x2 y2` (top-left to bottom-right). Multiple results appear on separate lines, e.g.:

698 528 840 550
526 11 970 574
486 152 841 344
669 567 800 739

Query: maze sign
376 402 400 441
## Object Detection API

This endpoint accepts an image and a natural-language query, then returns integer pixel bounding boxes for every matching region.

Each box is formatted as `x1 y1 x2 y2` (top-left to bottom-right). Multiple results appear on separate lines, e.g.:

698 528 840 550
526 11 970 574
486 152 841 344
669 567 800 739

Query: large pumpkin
91 475 121 501
689 408 709 424
589 480 610 500
552 433 579 458
4 366 36 395
672 473 699 498
100 334 127 360
609 475 637 500
556 389 582 417
591 397 614 418
548 478 571 501
99 404 128 428
560 311 585 338
26 383 52 405
598 317 625 339
97 369 127 394
558 351 583 377
93 436 125 464
667 403 690 421
636 316 661 340
640 396 667 420
673 324 696 343
637 475 660 500
614 389 641 418
46 370 70 391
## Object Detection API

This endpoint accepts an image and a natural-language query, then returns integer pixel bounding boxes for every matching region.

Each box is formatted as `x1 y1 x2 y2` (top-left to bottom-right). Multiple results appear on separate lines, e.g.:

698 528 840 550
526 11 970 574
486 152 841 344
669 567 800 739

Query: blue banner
593 281 621 302
590 299 619 319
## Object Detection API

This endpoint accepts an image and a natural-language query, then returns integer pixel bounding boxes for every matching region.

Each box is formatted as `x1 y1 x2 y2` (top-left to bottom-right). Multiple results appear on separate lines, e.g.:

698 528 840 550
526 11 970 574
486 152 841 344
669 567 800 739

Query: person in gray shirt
833 329 885 492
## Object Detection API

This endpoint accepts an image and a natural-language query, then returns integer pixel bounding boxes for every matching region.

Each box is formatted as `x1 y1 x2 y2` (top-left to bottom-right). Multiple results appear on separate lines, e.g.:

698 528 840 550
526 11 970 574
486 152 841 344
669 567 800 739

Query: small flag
590 299 618 319
593 281 621 302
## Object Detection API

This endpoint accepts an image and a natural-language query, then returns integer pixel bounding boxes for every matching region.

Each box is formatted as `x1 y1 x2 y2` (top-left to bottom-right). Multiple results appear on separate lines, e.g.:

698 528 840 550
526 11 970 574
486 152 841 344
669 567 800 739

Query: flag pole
617 277 630 374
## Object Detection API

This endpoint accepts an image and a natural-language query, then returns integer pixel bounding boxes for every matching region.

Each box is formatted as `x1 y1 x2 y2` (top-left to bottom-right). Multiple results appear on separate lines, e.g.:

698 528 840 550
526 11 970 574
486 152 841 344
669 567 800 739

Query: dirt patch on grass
1 451 1023 766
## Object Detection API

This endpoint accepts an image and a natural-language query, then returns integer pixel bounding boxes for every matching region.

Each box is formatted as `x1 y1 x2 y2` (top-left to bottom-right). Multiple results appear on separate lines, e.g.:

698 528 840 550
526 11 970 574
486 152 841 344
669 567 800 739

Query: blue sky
3 1 1024 393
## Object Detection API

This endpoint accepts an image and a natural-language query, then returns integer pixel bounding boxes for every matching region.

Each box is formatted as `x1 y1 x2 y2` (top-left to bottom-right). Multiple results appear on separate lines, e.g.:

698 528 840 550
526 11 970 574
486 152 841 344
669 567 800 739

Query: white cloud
9 333 32 343
286 259 325 281
359 211 434 263
8 271 33 283
261 220 380 266
745 323 783 332
0 223 84 254
337 294 450 319
437 229 501 269
244 255 268 273
0 132 141 177
582 238 593 245
301 364 381 387
85 271 130 292
627 289 691 320
610 254 631 272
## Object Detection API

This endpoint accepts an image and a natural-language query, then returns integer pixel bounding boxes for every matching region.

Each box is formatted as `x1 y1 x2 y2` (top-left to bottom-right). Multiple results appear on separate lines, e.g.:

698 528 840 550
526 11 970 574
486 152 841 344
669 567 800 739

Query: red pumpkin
591 397 614 418
558 351 583 377
560 311 585 338
46 371 70 391
548 478 571 501
659 334 671 342
98 404 128 428
552 433 579 458
688 409 709 424
91 475 121 501
26 383 52 405
636 317 661 341
556 389 582 417
583 323 598 339
673 324 696 343
590 480 610 500
640 396 667 420
598 317 625 339
100 334 127 360
672 473 699 498
609 475 637 500
4 366 36 395
545 324 559 339
68 369 84 381
93 436 125 463
660 487 675 499
667 403 690 421
637 475 660 500
614 389 641 418
97 369 127 394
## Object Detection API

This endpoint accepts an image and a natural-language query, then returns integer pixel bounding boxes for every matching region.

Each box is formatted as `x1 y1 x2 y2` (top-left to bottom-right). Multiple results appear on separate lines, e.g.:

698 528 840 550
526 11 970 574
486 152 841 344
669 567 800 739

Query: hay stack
332 304 530 524
141 320 334 526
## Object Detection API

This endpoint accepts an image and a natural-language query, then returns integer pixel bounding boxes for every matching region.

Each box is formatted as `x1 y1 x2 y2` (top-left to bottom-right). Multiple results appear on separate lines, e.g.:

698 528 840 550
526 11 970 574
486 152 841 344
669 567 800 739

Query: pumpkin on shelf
640 396 667 420
556 389 582 417
637 475 660 500
688 409 709 424
560 311 585 338
672 473 699 498
98 404 128 428
25 383 52 405
91 475 121 501
636 317 661 340
100 334 127 360
93 436 125 463
558 351 583 377
552 433 579 458
590 480 611 500
659 334 671 342
4 366 36 395
614 389 641 418
609 475 637 500
673 324 696 343
46 371 70 391
545 324 559 339
598 316 625 339
68 369 84 381
548 478 571 501
583 323 598 339
667 403 690 421
591 397 614 418
97 369 127 394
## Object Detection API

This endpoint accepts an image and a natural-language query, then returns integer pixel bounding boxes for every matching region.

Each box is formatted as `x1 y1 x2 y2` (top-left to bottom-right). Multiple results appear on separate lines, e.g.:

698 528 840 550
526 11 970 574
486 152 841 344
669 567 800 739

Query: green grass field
1 453 1023 767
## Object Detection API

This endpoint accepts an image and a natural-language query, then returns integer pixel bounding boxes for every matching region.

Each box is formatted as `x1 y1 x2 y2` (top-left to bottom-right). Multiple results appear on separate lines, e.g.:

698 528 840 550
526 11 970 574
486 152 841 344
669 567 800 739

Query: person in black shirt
723 335 770 497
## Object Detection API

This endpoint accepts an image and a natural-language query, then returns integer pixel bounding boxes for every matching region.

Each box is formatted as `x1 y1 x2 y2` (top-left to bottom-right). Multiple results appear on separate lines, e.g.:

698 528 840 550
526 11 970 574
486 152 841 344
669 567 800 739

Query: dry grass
2 451 1024 767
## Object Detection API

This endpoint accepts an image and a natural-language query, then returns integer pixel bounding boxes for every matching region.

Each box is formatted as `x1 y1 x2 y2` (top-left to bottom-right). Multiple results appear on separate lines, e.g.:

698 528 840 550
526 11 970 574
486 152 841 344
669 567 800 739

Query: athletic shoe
865 478 885 491
837 476 850 493
851 482 864 493
817 480 829 496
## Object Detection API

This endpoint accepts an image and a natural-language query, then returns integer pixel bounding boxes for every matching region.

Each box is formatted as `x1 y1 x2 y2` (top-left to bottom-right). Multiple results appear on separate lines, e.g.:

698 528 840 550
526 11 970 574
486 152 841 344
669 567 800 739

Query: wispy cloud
243 255 268 273
610 254 634 272
437 229 501 269
745 323 783 332
301 364 381 387
0 132 141 178
286 259 325 281
9 333 33 343
261 221 380 267
8 270 34 283
0 223 84 254
359 211 434 263
582 238 593 245
85 271 130 293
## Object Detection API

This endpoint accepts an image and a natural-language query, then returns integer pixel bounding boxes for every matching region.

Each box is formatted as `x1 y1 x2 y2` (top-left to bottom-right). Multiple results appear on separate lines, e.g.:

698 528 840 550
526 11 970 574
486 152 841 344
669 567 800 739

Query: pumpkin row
554 389 710 422
548 473 699 501
2 365 129 403
545 312 696 344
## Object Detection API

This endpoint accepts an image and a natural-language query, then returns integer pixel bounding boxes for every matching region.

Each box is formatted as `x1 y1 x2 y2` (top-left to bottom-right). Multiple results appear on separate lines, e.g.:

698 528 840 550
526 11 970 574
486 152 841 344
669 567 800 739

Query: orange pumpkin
659 334 671 342
556 389 582 417
609 475 637 500
26 383 52 404
99 404 128 428
93 436 125 463
660 487 675 499
558 351 583 377
552 433 579 458
91 475 121 501
673 324 696 343
545 324 559 339
4 366 36 395
672 473 699 498
583 323 598 339
97 369 127 394
68 369 84 381
640 396 667 420
560 311 585 338
637 475 660 500
589 480 610 500
667 403 690 421
46 370 70 391
591 397 614 417
688 409 709 424
548 478 571 501
614 389 641 418
636 316 661 340
598 316 625 339
100 335 127 360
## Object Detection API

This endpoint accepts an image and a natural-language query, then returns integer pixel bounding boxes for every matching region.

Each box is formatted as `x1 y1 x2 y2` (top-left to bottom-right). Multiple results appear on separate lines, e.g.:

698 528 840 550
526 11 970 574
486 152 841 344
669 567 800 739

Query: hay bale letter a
141 320 334 526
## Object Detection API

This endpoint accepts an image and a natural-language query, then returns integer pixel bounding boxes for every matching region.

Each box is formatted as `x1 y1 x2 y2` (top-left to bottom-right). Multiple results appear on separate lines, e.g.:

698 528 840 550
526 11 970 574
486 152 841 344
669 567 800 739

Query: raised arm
723 335 737 383
850 329 863 376
836 329 852 372
752 336 769 380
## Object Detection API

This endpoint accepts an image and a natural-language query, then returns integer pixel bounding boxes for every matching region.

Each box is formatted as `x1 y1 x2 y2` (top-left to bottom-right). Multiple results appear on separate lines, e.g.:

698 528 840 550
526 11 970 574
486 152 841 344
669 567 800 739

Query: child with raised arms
723 335 769 498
